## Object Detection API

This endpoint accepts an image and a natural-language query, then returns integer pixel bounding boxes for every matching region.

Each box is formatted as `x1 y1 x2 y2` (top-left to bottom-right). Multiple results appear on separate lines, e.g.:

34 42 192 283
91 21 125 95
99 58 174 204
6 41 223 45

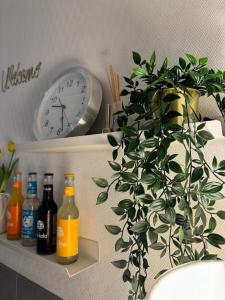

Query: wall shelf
16 132 122 153
15 120 222 153
0 233 99 278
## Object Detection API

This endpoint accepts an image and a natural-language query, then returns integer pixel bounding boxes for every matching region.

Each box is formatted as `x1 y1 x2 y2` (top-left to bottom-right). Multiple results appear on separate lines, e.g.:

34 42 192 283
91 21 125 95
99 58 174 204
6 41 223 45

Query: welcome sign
1 61 42 92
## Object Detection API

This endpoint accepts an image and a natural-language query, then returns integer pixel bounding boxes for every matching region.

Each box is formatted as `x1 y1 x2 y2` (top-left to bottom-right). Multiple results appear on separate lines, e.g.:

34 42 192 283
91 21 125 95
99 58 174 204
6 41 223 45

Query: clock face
33 67 102 140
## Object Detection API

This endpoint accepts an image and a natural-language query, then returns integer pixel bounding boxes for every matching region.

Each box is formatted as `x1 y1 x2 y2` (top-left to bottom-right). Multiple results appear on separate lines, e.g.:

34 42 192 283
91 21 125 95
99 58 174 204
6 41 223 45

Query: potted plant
93 52 225 300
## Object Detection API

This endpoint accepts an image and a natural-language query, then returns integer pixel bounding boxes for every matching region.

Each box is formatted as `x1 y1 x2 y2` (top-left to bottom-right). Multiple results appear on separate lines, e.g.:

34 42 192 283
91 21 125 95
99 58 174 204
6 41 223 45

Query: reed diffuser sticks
106 64 121 106
102 65 121 133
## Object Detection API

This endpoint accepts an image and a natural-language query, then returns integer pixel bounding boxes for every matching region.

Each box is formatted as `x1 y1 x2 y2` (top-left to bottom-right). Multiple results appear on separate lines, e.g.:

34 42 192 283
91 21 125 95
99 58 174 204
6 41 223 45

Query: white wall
1 1 225 299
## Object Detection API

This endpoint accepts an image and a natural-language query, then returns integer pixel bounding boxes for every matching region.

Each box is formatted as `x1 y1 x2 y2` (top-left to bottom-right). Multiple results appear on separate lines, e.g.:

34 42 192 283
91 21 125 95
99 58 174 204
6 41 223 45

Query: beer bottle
37 173 57 254
21 172 40 246
7 172 24 240
56 173 79 264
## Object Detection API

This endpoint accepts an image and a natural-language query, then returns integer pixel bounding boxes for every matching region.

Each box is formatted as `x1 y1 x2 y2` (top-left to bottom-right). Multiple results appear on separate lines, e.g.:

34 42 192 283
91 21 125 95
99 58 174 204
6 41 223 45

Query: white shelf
15 120 222 153
0 233 99 278
16 132 122 153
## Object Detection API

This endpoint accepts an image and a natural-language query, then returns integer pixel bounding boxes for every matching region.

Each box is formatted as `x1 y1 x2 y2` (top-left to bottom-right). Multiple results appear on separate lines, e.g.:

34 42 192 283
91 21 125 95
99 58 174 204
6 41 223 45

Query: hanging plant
93 52 225 300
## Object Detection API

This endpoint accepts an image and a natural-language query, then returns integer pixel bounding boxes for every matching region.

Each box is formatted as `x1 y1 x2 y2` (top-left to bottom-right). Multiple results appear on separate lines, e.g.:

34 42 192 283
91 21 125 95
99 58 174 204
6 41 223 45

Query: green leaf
120 172 138 183
92 177 108 188
155 224 169 233
96 191 108 205
199 57 208 65
198 130 214 141
126 152 142 160
115 238 131 252
217 211 225 219
123 269 131 282
150 199 166 212
111 207 125 216
118 199 133 209
112 149 118 160
212 156 217 169
132 67 147 77
218 160 225 170
165 207 176 224
150 242 165 250
178 227 184 243
207 233 225 246
209 217 216 232
179 57 186 69
135 194 153 204
186 53 197 65
130 220 149 233
148 228 158 244
169 161 183 173
154 269 168 280
120 89 129 96
132 51 141 65
117 183 130 192
202 182 222 194
149 51 156 68
123 161 135 169
140 138 158 148
162 93 180 103
191 167 203 183
111 259 127 269
201 254 218 261
107 134 118 147
105 225 121 235
141 174 156 185
108 161 121 171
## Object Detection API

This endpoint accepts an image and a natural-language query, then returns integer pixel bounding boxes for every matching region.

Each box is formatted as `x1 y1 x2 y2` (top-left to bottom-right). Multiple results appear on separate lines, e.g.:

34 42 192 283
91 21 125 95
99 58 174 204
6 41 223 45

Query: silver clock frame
33 67 102 140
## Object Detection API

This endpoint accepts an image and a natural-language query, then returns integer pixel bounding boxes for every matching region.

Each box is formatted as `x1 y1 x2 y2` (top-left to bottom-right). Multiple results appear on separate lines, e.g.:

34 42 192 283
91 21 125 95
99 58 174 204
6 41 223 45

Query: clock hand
58 98 70 126
52 104 64 131
61 105 64 131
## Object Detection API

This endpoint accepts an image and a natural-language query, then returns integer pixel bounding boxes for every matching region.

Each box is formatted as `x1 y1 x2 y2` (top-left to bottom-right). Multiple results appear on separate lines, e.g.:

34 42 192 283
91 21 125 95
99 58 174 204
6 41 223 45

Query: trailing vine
93 52 225 300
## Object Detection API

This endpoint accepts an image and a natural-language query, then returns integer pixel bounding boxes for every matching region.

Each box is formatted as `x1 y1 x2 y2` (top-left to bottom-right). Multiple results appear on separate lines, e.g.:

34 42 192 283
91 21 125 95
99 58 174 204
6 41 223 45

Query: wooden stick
108 65 116 103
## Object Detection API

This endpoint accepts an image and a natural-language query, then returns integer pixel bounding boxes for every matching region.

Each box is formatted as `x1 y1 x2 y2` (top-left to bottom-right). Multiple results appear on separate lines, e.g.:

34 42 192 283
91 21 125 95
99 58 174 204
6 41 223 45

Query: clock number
76 81 80 87
81 85 86 94
57 128 62 136
49 126 54 134
58 85 64 93
50 96 57 103
45 109 50 115
67 79 73 88
43 120 49 127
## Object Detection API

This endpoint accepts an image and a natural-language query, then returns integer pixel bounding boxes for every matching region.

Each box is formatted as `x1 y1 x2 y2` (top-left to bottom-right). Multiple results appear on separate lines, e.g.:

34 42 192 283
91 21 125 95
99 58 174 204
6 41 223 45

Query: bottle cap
43 173 53 185
13 172 22 188
64 173 75 177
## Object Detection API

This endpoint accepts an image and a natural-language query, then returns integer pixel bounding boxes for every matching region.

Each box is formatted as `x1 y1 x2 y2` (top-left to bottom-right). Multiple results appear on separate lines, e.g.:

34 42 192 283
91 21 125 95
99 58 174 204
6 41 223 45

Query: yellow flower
8 140 15 152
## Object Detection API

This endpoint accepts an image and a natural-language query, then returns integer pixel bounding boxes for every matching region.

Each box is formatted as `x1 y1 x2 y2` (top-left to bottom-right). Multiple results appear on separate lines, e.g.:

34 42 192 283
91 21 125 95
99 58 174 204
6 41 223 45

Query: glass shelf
0 233 99 278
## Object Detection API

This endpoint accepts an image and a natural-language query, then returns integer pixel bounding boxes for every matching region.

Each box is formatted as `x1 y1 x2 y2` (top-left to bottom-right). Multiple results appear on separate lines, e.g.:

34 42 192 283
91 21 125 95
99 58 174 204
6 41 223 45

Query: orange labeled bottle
7 172 24 240
56 173 79 264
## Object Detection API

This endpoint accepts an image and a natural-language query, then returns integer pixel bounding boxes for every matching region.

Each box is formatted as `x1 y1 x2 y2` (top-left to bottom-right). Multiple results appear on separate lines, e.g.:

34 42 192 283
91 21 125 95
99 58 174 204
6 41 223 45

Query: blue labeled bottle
21 172 40 247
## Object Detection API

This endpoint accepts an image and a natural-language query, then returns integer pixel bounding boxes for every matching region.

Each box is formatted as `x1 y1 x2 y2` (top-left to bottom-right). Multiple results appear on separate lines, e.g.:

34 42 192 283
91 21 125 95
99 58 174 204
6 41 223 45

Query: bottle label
56 218 79 257
22 210 38 239
27 181 37 195
64 186 75 197
7 204 22 235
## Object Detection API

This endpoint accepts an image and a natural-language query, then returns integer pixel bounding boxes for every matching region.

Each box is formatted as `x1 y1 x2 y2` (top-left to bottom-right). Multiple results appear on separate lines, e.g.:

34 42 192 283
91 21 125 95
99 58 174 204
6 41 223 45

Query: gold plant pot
155 88 201 125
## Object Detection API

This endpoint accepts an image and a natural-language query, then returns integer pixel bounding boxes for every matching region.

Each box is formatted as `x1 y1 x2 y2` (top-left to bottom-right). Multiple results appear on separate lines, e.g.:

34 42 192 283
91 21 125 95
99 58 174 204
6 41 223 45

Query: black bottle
37 173 57 254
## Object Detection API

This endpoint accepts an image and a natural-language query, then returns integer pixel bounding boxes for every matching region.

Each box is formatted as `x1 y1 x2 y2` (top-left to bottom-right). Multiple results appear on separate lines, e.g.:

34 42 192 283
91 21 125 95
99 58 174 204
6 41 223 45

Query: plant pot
0 193 9 233
155 88 201 125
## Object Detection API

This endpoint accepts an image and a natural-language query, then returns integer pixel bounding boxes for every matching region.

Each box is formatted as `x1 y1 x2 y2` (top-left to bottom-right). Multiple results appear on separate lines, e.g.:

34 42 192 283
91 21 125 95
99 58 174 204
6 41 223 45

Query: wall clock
33 67 102 140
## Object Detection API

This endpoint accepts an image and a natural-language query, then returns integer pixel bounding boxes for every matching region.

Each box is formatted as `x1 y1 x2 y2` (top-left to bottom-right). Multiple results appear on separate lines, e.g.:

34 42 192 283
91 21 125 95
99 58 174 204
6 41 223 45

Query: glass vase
0 193 9 233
